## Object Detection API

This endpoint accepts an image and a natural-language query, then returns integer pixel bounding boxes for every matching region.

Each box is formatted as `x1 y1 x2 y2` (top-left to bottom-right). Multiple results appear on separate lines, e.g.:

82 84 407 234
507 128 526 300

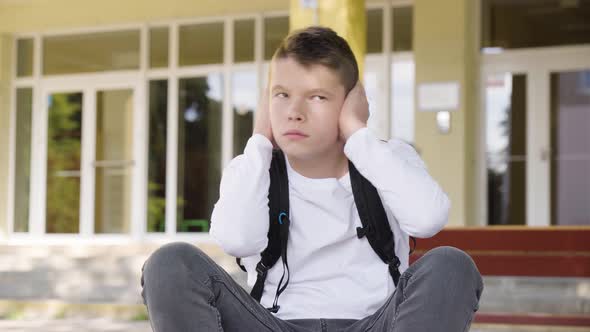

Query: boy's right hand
253 87 275 145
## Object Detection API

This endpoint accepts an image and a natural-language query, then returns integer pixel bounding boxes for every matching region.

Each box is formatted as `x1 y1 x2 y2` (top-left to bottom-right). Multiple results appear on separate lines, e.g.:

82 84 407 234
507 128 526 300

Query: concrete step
0 244 588 321
480 276 590 315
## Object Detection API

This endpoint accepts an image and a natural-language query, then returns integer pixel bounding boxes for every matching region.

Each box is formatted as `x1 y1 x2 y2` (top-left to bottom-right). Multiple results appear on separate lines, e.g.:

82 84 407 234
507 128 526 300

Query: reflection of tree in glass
177 77 222 232
488 105 511 226
148 182 166 232
488 74 526 226
46 93 82 233
147 81 167 232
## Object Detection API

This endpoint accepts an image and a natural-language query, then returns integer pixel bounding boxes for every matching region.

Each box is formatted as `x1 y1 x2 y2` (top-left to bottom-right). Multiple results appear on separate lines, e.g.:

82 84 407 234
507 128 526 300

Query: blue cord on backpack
278 212 287 225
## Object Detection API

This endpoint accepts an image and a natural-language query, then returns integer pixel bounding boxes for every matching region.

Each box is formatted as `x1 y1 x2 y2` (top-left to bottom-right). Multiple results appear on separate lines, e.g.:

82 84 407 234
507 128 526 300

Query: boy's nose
286 103 306 122
288 113 304 121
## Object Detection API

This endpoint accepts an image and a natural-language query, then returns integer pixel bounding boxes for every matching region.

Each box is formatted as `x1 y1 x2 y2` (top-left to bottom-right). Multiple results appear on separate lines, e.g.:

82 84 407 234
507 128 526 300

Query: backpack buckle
356 226 371 238
388 257 401 269
256 261 269 277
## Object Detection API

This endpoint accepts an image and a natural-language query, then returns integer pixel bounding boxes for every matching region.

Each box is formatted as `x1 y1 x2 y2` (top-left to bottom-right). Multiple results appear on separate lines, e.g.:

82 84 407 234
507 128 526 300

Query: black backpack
236 149 415 313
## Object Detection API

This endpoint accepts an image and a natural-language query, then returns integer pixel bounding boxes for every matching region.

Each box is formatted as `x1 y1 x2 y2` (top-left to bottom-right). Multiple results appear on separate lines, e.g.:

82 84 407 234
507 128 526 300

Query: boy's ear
343 81 360 102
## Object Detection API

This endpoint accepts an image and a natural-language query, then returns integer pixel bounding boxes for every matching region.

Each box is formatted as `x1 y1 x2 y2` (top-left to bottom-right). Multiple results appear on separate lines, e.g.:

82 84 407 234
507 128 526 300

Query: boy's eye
275 92 288 98
311 95 327 101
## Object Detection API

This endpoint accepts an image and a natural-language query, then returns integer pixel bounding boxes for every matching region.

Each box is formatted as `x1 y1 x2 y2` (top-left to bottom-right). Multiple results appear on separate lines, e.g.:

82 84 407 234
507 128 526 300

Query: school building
0 0 588 328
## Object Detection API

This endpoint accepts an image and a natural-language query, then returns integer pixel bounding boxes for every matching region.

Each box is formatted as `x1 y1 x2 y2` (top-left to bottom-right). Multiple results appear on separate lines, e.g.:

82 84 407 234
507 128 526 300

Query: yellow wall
414 0 478 226
289 0 366 75
0 0 289 33
0 34 13 236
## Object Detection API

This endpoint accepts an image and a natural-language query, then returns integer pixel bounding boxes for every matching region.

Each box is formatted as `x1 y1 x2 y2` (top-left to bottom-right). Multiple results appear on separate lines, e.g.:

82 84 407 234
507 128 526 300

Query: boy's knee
426 246 472 268
425 246 483 292
142 242 205 282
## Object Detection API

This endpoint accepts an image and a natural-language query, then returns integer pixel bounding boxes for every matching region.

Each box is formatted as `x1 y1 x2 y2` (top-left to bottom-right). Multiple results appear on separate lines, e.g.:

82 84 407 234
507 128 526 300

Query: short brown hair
273 26 359 93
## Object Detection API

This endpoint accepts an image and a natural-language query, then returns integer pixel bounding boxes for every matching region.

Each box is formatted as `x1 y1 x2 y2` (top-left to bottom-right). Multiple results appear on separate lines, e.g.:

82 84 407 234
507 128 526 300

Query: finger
260 87 269 104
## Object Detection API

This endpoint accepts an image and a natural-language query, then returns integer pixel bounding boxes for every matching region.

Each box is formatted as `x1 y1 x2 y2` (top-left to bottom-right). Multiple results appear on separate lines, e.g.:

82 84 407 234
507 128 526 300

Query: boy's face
269 56 347 161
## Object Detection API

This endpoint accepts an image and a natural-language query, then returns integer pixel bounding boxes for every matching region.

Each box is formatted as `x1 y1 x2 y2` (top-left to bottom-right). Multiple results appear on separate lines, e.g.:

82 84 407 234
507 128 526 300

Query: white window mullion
29 34 44 236
255 14 264 93
477 67 489 227
222 18 234 168
7 52 17 236
131 24 150 239
165 23 179 236
130 83 148 239
527 69 550 227
383 2 393 140
140 24 148 72
30 85 46 236
80 88 96 237
33 34 42 77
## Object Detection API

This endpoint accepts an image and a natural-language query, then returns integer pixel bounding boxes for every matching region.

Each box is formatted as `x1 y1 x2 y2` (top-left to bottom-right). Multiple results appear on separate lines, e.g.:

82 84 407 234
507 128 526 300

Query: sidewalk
0 319 587 332
0 319 151 332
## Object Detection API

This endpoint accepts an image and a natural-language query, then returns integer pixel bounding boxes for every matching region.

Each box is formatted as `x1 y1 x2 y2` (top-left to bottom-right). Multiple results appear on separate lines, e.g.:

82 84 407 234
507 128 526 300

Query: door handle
92 160 135 168
540 148 551 161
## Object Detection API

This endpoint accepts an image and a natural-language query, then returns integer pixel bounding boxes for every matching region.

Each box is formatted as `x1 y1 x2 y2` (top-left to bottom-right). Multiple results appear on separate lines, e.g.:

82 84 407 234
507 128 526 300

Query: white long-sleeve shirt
210 128 450 320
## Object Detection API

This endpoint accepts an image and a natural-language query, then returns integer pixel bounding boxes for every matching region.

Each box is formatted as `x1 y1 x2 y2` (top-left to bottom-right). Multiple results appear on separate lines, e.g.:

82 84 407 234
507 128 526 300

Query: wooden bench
410 227 590 328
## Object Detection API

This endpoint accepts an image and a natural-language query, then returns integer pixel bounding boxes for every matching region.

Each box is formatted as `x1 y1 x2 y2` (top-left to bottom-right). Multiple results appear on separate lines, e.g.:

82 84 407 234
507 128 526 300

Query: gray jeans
141 243 483 332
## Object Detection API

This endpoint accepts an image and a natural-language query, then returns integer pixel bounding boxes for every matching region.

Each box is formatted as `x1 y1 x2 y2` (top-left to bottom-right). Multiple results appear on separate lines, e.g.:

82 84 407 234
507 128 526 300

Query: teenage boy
142 26 483 332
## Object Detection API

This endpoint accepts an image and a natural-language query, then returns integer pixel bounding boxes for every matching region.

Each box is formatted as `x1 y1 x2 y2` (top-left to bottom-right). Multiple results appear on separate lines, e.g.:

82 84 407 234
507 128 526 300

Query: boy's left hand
339 81 369 141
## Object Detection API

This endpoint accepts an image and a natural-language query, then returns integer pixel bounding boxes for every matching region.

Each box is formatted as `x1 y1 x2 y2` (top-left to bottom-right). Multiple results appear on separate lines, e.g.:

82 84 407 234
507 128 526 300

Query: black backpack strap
250 150 291 313
236 257 247 272
348 160 402 286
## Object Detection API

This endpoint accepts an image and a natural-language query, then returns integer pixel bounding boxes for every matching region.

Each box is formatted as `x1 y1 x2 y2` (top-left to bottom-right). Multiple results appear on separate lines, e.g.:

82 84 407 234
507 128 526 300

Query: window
232 71 257 156
16 38 34 77
147 80 168 233
485 73 527 225
179 23 224 66
94 89 134 234
46 92 83 233
367 8 383 54
234 19 256 63
177 75 223 232
13 88 33 232
43 30 140 75
11 14 294 237
264 16 289 60
149 27 169 68
482 0 590 50
392 6 413 52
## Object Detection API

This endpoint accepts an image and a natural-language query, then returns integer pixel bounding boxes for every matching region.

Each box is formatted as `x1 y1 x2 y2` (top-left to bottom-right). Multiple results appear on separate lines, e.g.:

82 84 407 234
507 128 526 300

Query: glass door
45 91 84 233
93 88 135 233
550 69 590 226
482 47 590 227
36 82 140 236
484 73 528 226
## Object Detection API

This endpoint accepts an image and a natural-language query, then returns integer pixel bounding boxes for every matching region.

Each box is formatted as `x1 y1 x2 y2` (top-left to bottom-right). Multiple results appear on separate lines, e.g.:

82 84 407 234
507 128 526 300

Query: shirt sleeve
343 128 450 238
209 134 273 258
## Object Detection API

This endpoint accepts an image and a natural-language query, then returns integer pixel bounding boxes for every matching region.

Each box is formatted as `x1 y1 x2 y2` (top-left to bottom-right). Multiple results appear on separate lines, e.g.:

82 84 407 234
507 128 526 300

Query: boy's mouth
284 129 309 140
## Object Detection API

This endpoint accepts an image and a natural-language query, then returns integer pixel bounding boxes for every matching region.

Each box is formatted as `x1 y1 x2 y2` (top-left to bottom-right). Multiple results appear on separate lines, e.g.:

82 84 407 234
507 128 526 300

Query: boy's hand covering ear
253 87 275 145
339 81 369 141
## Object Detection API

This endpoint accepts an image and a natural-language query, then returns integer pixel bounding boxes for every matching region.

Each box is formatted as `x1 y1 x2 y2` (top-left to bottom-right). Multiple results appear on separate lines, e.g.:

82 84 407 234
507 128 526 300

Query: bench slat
410 227 590 277
414 228 590 252
475 313 590 327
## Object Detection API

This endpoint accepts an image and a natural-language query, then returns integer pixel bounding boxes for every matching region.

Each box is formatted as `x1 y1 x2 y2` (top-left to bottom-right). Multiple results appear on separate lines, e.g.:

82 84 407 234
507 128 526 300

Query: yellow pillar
0 34 13 238
289 0 366 75
413 0 479 227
